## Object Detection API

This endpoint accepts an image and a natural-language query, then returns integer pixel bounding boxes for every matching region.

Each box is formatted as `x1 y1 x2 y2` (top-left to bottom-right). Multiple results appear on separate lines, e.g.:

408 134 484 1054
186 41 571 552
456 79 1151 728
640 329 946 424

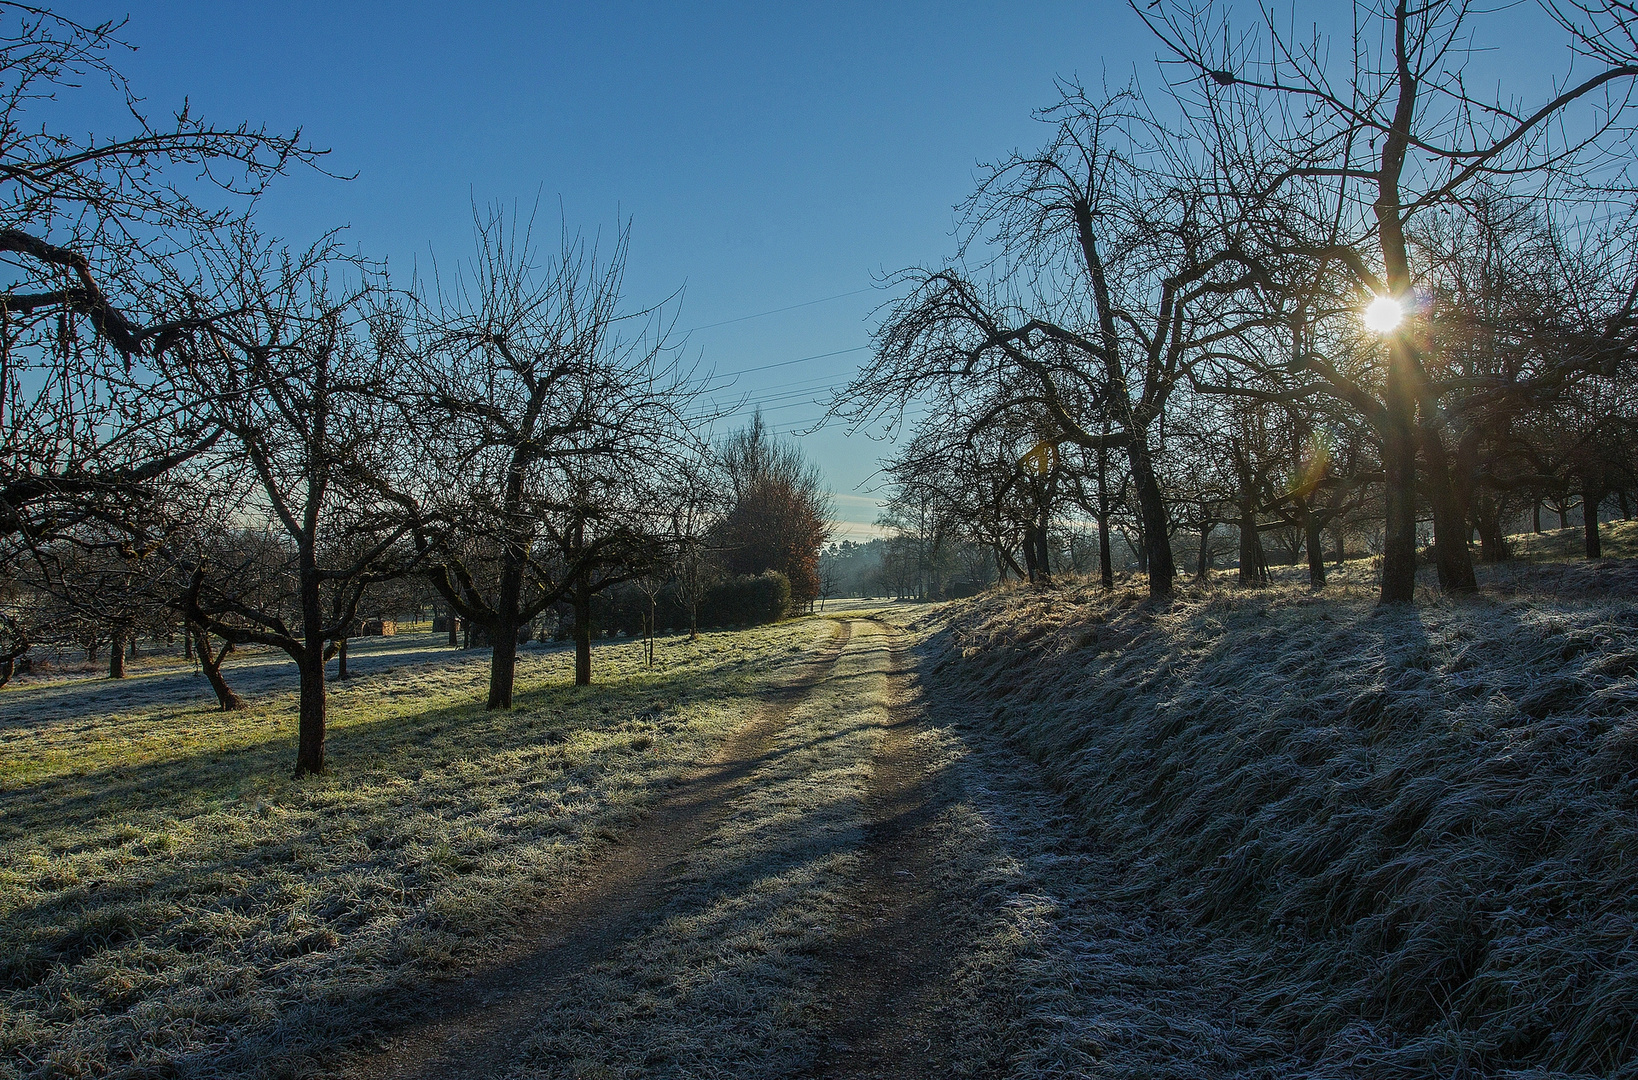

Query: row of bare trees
841 1 1638 603
0 8 827 777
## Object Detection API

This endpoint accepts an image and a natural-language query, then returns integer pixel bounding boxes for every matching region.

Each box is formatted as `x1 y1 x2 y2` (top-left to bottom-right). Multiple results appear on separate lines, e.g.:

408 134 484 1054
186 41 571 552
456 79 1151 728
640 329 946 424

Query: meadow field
0 624 830 1078
8 542 1638 1079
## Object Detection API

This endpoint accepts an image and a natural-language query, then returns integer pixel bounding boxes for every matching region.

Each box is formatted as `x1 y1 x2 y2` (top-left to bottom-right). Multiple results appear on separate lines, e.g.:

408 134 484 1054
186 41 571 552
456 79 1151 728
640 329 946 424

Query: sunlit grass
0 620 828 1080
1504 517 1638 560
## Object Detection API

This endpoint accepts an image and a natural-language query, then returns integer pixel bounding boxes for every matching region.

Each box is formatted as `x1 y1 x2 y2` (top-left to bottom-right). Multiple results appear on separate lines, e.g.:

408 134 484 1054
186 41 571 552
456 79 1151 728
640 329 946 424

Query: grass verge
913 569 1638 1078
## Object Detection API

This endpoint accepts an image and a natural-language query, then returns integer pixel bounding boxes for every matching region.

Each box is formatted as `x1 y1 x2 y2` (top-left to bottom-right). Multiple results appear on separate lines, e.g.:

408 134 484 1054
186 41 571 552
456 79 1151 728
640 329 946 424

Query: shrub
703 572 791 627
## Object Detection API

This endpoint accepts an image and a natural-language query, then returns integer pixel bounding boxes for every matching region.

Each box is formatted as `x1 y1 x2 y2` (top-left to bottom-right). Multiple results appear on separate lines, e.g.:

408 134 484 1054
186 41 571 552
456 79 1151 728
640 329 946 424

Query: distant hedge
701 571 791 627
582 571 794 638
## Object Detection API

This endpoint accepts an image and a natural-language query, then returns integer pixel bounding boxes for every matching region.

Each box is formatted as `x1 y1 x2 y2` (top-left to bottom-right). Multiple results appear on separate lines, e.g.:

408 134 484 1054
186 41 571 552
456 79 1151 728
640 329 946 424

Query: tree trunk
486 618 519 707
183 630 193 661
446 611 458 646
1238 505 1268 586
1073 209 1170 598
1373 53 1425 606
1196 518 1212 581
573 579 593 687
1419 421 1477 592
335 637 350 680
191 625 243 710
1097 447 1114 589
1037 512 1051 585
295 652 326 776
1621 489 1632 520
1128 437 1173 597
1584 486 1605 559
108 627 126 678
1333 522 1346 566
1473 496 1509 563
1304 505 1327 588
485 557 526 709
1533 500 1542 534
294 566 327 777
1379 342 1419 603
1232 444 1267 587
1024 518 1051 586
1559 502 1569 531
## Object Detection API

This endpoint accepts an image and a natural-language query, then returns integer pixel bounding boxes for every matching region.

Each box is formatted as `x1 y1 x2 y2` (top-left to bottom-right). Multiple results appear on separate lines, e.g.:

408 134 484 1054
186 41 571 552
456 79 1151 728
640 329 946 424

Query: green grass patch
0 620 829 1080
1505 518 1638 561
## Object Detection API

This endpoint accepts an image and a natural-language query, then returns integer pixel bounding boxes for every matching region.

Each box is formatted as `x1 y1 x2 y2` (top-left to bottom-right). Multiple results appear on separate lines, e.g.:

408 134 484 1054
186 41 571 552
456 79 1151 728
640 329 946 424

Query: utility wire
711 344 869 380
681 288 874 333
716 372 850 406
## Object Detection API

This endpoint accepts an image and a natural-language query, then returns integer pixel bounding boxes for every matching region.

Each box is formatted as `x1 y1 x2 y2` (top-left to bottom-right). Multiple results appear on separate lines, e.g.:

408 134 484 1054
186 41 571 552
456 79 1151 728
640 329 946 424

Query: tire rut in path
806 622 959 1080
343 619 855 1080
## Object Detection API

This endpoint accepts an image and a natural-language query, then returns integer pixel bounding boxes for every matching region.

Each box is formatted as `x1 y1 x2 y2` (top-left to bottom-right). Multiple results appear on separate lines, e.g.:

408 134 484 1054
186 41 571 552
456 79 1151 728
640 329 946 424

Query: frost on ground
8 564 1638 1080
909 561 1638 1079
0 623 829 1080
504 620 892 1079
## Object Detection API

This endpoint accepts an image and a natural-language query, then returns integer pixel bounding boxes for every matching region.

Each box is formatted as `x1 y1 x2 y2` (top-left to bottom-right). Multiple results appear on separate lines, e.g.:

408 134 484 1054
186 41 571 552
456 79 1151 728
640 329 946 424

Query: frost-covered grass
0 621 828 1080
507 619 893 1079
916 570 1638 1078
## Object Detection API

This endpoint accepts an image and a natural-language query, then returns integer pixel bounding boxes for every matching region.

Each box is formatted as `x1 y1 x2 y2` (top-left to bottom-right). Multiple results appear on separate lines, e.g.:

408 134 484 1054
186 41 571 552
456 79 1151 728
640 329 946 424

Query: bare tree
840 87 1274 598
396 208 701 705
1141 0 1638 600
0 5 321 553
167 238 413 775
669 458 722 641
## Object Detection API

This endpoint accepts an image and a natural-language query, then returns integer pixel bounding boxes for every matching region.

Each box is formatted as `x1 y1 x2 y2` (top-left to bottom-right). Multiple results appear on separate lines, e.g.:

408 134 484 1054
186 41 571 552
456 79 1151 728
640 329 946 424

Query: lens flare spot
1362 296 1403 333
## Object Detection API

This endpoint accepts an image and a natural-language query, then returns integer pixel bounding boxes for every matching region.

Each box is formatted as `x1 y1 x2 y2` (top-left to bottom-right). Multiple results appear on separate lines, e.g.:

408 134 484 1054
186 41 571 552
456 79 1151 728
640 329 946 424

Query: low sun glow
1362 295 1404 334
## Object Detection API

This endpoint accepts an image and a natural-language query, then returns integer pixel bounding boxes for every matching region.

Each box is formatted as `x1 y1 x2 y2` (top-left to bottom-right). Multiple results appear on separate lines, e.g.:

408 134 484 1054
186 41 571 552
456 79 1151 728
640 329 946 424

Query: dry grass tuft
917 561 1638 1078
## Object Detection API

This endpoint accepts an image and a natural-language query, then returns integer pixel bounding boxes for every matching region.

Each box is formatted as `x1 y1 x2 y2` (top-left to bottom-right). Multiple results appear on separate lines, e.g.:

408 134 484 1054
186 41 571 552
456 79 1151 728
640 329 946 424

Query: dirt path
802 623 958 1079
338 616 962 1080
343 620 855 1080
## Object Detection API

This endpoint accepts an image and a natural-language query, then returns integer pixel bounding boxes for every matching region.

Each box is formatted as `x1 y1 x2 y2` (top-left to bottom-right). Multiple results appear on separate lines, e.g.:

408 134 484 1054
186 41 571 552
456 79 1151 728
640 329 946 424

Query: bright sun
1362 295 1404 333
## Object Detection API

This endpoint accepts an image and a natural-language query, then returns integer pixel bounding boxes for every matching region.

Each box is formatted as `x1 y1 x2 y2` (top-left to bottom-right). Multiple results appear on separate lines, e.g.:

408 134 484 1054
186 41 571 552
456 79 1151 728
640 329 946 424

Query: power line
710 344 869 381
681 288 874 333
719 396 824 418
716 372 850 407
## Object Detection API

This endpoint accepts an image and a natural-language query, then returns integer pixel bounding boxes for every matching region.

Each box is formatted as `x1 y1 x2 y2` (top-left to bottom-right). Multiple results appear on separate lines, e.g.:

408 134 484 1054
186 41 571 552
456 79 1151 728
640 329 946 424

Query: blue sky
53 1 1576 539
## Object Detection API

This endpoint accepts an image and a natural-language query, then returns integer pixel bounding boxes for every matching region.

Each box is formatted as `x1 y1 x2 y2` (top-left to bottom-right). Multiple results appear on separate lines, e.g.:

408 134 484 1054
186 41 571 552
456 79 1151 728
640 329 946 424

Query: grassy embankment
0 622 828 1080
919 537 1638 1078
